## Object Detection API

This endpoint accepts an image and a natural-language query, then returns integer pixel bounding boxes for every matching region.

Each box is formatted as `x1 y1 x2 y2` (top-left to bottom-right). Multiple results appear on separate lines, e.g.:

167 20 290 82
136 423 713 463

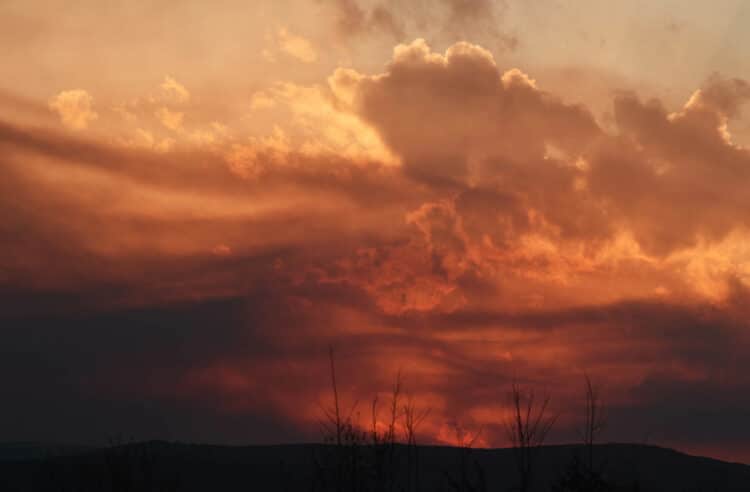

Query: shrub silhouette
314 347 429 492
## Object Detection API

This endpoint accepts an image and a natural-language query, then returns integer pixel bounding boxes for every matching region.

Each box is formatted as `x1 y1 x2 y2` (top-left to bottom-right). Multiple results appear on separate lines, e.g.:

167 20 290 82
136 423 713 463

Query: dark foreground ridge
1 441 749 491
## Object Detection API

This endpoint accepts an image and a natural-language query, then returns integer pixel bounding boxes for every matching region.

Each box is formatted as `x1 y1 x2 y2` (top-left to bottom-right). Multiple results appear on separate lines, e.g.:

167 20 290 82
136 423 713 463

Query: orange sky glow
3 0 750 464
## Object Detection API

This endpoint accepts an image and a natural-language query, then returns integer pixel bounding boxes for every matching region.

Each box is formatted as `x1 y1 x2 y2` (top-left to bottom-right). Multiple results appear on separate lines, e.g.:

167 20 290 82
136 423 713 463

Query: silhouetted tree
504 382 557 492
553 374 611 492
370 372 403 492
317 346 368 492
441 423 486 492
579 373 607 473
402 395 430 492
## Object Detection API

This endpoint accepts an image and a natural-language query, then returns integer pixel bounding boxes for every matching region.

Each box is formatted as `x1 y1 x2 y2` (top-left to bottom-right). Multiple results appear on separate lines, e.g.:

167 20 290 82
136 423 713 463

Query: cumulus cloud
160 75 191 104
276 27 318 63
586 77 750 255
48 89 98 130
336 39 598 186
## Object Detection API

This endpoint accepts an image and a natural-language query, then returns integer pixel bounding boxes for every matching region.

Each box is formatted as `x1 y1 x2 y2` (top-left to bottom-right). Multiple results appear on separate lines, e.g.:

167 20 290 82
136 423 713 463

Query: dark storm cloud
2 282 749 454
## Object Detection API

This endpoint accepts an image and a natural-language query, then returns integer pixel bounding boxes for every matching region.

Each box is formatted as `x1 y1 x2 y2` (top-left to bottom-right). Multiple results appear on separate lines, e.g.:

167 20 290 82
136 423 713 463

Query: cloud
2 274 750 460
277 27 318 63
48 89 98 130
241 81 398 166
160 75 190 104
323 40 750 261
6 37 750 460
444 0 495 21
338 39 598 187
250 91 277 110
155 106 185 131
327 0 517 50
442 0 517 48
331 0 404 40
585 76 750 255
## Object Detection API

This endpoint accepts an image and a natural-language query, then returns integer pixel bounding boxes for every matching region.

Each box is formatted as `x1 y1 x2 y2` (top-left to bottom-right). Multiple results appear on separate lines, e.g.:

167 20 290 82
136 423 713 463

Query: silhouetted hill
0 442 94 462
1 441 748 491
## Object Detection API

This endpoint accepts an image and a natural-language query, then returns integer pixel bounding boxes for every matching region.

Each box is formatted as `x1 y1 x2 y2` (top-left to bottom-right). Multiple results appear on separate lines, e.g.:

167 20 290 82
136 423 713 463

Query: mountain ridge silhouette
1 441 749 491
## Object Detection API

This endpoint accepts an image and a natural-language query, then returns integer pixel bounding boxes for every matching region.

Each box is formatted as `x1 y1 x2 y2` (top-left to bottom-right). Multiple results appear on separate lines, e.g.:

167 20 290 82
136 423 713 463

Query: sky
3 0 750 464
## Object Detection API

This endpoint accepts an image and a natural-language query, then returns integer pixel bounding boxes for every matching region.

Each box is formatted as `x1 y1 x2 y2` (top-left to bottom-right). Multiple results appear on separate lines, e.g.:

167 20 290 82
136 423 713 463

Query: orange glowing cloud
48 89 98 130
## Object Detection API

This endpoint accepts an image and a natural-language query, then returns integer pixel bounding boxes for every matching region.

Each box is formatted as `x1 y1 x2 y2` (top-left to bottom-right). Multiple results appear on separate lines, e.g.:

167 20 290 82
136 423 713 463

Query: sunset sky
3 0 750 463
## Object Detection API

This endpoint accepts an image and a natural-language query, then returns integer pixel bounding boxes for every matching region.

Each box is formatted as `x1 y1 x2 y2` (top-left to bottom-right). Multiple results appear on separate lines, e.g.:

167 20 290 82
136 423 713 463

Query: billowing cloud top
3 1 750 464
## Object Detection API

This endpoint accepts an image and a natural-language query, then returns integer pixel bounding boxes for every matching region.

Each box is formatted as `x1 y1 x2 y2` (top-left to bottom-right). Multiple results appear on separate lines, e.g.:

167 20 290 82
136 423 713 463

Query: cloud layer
3 38 750 462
